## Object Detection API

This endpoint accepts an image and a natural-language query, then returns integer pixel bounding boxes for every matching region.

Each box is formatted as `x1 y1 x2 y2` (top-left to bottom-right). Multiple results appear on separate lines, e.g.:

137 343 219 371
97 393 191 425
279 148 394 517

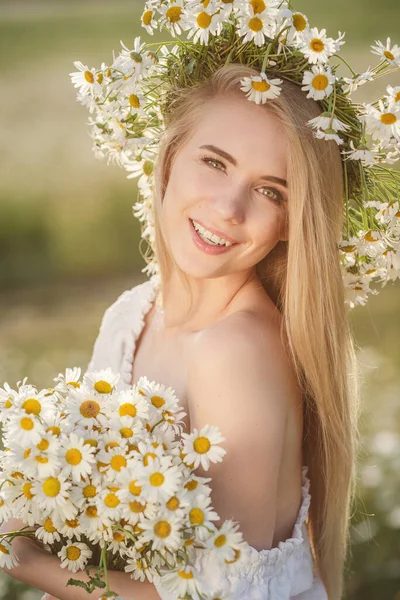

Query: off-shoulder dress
86 279 328 600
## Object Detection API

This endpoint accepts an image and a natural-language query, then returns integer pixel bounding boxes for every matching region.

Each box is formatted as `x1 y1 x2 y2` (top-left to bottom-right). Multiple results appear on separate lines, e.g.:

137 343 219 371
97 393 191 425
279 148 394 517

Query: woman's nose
210 188 246 225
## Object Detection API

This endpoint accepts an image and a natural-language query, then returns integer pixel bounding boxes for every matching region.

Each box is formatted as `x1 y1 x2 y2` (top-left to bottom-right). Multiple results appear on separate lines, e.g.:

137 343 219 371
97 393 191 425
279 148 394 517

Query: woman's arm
0 522 161 600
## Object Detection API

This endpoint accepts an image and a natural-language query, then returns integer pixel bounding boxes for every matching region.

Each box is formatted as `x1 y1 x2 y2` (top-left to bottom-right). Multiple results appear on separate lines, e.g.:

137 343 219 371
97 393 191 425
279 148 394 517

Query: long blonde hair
142 63 361 599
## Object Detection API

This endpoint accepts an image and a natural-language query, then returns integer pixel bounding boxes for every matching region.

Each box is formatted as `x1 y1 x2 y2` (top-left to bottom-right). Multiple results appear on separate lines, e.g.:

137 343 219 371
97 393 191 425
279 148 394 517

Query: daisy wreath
70 0 400 309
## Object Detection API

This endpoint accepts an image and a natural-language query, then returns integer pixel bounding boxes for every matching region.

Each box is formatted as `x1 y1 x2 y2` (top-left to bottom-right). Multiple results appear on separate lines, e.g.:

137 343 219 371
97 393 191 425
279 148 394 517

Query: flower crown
70 0 400 308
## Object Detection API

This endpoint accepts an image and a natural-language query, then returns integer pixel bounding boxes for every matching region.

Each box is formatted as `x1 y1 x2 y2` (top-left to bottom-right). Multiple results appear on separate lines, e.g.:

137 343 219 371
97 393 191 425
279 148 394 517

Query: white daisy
240 72 282 104
96 445 129 481
205 519 245 563
341 141 377 166
35 517 61 545
115 389 150 421
0 491 11 523
187 494 220 540
371 37 400 67
0 382 18 423
58 541 92 573
314 129 344 145
80 503 110 533
135 455 182 503
57 515 85 540
14 389 55 422
17 439 61 479
70 478 100 509
66 388 109 428
297 27 345 64
96 486 123 520
301 64 335 100
139 511 183 552
181 425 226 470
54 367 82 391
107 530 130 556
185 5 224 46
342 68 374 94
158 0 188 37
31 475 75 517
386 84 400 104
183 474 212 497
119 497 157 526
308 112 350 132
363 100 400 144
6 411 45 446
83 368 120 395
236 5 279 47
0 539 19 570
156 564 202 599
70 61 103 97
140 5 158 35
60 433 96 483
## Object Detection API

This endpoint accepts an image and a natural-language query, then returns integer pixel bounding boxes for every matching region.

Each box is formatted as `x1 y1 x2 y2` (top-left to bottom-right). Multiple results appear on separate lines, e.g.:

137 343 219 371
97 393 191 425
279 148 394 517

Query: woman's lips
189 218 238 255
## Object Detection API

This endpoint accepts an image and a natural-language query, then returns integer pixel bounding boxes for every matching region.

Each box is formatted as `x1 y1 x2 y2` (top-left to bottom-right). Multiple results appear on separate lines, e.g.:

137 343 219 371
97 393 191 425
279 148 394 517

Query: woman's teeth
191 220 232 247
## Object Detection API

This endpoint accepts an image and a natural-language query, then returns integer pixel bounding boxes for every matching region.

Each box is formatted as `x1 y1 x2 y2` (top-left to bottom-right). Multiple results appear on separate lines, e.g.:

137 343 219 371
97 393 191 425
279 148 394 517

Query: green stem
100 544 110 593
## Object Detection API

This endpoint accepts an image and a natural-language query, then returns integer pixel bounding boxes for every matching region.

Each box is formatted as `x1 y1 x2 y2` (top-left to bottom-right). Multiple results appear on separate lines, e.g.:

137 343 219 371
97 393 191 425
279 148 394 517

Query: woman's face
161 94 288 280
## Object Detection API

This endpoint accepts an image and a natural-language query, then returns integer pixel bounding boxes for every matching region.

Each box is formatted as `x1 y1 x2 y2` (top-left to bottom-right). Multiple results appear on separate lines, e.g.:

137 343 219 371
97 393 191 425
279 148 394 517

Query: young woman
1 63 360 600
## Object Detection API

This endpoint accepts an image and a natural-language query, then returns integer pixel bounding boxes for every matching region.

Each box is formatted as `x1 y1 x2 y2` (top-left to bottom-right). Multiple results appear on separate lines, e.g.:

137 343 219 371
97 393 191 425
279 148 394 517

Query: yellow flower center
84 70 94 84
178 569 194 579
35 456 49 464
151 395 165 408
104 493 120 508
395 92 400 102
193 436 211 454
0 544 10 555
184 480 198 491
310 38 325 52
251 80 270 93
166 6 182 23
248 16 263 32
119 403 136 417
130 500 146 513
110 455 127 471
129 480 142 496
22 398 41 415
142 9 153 26
189 508 204 525
312 74 329 90
225 548 241 564
214 534 227 547
20 417 34 431
154 520 171 538
83 484 96 498
67 381 80 388
197 12 212 28
143 452 157 466
384 50 395 61
44 518 56 532
84 439 97 447
129 94 141 109
5 399 13 409
24 448 31 458
120 427 133 438
293 13 307 31
86 505 98 518
37 439 49 451
47 426 61 436
105 442 119 451
66 518 79 528
143 160 153 176
94 380 112 394
80 400 100 418
66 448 82 465
113 532 125 542
23 483 34 499
66 546 81 561
43 477 61 497
166 496 180 511
0 498 4 507
150 472 165 487
249 0 266 13
380 113 397 125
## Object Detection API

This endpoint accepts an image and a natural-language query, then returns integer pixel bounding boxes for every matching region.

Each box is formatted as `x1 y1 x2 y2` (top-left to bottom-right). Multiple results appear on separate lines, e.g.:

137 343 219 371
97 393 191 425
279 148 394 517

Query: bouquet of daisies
0 367 249 600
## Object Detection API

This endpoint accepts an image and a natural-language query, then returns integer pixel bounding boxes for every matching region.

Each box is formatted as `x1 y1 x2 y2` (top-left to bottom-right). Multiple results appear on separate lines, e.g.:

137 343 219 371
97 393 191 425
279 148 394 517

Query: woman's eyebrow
199 144 287 188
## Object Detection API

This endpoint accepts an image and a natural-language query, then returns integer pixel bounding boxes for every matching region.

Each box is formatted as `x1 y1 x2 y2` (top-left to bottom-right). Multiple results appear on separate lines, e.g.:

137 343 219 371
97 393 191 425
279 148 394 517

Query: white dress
87 279 328 600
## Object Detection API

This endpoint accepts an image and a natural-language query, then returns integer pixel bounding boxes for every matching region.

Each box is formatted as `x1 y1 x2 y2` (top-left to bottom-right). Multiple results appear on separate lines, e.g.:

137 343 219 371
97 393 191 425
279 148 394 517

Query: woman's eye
259 187 283 203
201 156 225 171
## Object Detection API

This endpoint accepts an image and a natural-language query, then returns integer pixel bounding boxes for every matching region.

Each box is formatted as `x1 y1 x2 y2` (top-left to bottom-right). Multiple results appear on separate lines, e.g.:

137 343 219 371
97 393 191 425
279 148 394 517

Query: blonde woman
1 63 360 600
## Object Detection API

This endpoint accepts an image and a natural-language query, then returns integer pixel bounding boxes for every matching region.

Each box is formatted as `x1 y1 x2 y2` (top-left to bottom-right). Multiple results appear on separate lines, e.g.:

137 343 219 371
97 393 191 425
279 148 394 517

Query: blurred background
0 0 399 598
